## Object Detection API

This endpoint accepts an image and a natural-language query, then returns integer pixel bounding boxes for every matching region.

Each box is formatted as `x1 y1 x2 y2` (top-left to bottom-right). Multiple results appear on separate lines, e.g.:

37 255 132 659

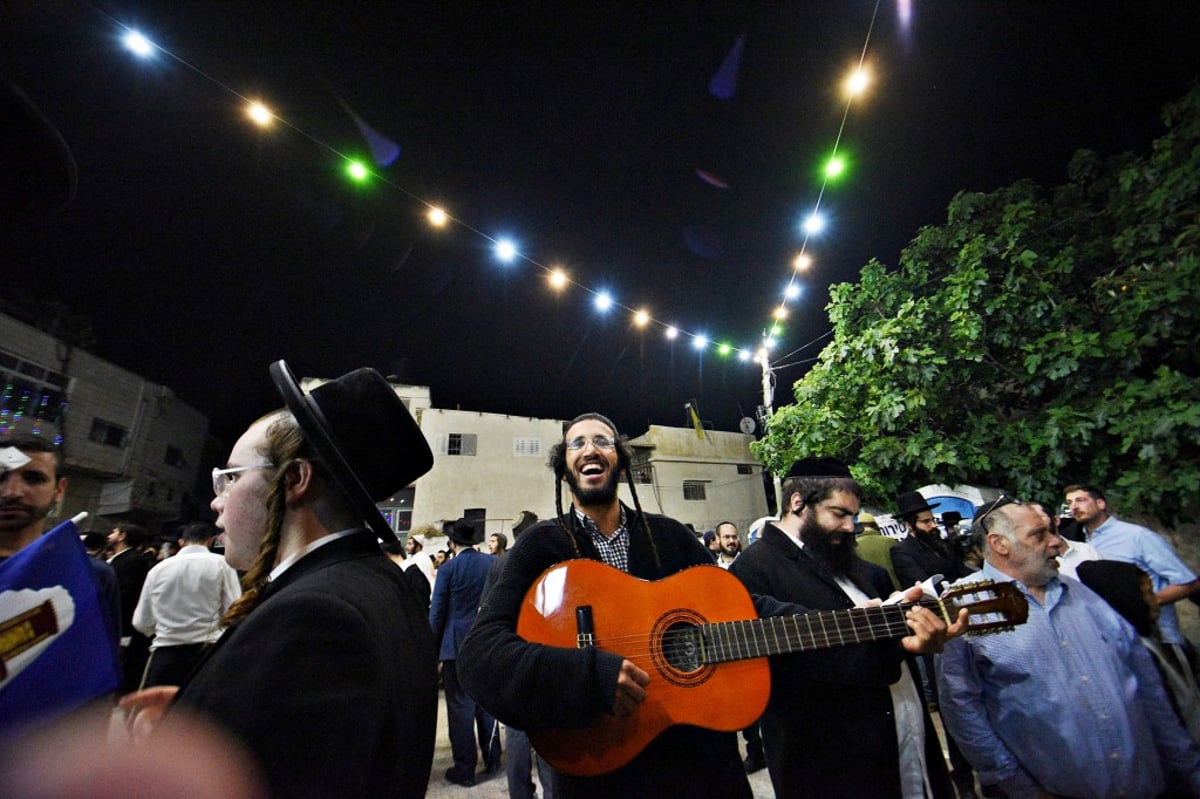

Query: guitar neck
701 601 935 664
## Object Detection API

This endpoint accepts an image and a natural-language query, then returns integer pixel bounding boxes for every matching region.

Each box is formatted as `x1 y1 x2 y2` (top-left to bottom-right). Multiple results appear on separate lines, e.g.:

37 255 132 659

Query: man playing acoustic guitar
730 457 966 799
459 416 966 798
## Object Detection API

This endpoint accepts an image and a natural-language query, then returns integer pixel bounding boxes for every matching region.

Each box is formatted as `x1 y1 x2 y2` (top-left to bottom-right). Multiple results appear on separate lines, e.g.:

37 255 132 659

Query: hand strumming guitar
612 659 651 716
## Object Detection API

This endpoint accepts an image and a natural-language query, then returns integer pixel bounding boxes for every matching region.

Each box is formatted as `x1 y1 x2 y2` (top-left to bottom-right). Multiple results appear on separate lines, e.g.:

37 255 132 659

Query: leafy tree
755 85 1200 521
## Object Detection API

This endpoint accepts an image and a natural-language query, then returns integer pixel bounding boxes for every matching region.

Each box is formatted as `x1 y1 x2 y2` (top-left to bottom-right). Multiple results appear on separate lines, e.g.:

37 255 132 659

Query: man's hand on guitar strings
900 604 969 655
612 659 651 717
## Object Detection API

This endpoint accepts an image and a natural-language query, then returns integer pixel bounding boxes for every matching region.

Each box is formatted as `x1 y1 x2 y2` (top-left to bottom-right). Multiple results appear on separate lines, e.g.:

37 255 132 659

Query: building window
443 432 477 456
164 445 185 467
0 351 69 431
89 418 128 448
737 464 754 475
683 480 708 501
631 450 653 484
513 437 542 457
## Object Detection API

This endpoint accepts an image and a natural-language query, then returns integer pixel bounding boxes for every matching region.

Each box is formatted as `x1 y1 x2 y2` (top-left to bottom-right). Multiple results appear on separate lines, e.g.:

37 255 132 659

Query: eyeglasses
212 464 273 496
565 435 617 452
974 494 1020 533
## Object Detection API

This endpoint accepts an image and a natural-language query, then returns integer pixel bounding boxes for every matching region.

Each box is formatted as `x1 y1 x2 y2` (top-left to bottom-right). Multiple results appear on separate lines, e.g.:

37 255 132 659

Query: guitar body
518 559 770 776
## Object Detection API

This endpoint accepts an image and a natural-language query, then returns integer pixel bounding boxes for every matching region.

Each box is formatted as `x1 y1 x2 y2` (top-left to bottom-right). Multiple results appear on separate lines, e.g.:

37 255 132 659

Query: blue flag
0 519 120 731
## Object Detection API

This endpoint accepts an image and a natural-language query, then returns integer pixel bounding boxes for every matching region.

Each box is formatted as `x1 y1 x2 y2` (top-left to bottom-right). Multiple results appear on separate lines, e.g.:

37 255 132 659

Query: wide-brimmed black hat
269 360 433 542
896 490 940 517
447 517 484 546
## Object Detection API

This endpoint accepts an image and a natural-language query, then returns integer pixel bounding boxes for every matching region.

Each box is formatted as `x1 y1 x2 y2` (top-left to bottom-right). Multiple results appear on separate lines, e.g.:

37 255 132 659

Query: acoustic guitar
517 559 1027 776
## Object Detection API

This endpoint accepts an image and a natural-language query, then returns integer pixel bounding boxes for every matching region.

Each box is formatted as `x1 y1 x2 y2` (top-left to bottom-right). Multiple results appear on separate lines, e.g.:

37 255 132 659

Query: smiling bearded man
459 412 754 799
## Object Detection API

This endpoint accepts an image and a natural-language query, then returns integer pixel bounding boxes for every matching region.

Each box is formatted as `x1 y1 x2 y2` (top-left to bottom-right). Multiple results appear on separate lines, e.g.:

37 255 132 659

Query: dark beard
565 465 620 507
800 516 858 578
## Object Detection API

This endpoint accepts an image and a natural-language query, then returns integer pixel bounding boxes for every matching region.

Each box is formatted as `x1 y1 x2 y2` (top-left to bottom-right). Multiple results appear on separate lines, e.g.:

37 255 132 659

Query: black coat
730 523 953 799
459 507 752 799
890 531 966 590
109 547 149 635
175 531 438 799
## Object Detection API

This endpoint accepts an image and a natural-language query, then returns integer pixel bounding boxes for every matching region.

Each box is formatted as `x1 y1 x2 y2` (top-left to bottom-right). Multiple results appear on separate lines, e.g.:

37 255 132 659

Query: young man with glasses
121 362 438 798
460 412 756 798
938 497 1200 798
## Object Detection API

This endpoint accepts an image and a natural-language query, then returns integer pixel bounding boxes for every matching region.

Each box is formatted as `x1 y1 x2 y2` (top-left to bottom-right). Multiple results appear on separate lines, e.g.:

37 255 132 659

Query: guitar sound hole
661 623 702 672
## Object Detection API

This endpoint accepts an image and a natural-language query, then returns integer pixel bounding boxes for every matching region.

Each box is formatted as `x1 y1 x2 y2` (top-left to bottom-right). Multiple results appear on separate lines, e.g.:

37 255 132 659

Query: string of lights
99 3 887 382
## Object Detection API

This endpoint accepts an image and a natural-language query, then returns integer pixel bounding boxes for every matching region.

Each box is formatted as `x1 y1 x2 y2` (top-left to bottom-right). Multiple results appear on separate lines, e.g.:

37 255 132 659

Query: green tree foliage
755 86 1200 520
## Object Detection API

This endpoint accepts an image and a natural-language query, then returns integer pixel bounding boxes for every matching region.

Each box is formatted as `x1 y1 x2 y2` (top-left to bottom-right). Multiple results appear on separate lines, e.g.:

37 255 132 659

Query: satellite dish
738 417 756 435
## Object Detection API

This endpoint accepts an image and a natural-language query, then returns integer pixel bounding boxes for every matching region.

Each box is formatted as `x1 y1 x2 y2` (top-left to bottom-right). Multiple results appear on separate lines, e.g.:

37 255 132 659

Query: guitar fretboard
701 602 930 664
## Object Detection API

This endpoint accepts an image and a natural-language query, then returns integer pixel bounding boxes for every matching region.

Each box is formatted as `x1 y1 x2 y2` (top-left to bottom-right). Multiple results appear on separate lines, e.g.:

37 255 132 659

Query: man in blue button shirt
1065 483 1199 647
938 497 1200 798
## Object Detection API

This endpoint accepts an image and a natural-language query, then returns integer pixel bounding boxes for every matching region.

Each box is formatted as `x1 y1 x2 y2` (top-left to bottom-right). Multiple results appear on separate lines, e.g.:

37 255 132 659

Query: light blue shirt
937 562 1200 799
1086 515 1197 644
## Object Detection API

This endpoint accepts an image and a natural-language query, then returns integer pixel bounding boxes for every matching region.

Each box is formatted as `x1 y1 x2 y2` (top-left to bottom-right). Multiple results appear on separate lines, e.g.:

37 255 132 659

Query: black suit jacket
731 523 951 799
109 548 150 635
175 531 439 799
890 532 965 589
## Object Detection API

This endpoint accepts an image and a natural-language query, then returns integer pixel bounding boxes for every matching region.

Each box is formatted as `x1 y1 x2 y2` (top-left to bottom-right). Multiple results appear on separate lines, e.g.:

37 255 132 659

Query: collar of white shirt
269 528 359 582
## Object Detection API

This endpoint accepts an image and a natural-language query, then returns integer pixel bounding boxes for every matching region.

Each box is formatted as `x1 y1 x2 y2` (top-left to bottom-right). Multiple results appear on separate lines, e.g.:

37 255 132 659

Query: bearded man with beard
0 436 122 680
460 413 755 799
730 457 960 799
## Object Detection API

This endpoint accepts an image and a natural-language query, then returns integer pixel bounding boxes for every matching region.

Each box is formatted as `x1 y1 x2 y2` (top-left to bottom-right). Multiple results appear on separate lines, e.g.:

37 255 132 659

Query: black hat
269 360 434 543
785 457 852 479
447 517 484 546
896 490 940 517
511 510 539 538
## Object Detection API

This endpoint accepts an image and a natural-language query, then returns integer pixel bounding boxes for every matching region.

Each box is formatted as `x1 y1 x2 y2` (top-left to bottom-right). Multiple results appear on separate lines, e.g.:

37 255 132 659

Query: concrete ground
424 690 775 798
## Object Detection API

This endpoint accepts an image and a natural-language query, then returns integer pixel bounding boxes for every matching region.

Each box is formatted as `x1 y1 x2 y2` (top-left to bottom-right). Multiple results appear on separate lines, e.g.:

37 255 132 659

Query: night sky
3 2 1198 447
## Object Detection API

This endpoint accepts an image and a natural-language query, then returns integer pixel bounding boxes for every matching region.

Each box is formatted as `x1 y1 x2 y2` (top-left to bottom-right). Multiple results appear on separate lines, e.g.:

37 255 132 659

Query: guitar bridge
576 605 595 648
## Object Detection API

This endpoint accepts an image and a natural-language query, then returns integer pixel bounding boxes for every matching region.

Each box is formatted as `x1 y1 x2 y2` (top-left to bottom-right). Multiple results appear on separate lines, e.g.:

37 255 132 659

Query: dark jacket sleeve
458 522 626 732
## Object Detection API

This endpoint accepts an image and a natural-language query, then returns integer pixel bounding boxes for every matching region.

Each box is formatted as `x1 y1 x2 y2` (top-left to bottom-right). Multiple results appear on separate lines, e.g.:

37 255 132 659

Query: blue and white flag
0 518 120 731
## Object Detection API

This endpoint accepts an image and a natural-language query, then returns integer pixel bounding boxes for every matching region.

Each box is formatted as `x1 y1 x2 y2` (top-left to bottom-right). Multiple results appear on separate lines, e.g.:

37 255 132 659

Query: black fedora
896 490 940 517
447 517 484 547
269 360 434 542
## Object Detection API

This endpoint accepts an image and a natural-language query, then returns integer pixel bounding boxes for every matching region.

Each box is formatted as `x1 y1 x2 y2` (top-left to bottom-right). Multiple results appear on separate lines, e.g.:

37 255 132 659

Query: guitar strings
572 608 921 664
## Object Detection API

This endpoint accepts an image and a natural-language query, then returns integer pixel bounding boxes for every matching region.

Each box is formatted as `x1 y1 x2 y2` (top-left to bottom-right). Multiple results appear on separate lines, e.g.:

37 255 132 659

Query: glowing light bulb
122 31 155 58
595 292 614 312
774 307 789 320
845 66 871 97
633 309 650 328
793 254 813 271
825 155 846 179
246 102 274 127
803 212 825 235
693 335 708 351
548 269 568 290
495 239 518 262
427 207 448 227
738 349 751 362
665 326 679 340
346 160 370 182
785 284 801 300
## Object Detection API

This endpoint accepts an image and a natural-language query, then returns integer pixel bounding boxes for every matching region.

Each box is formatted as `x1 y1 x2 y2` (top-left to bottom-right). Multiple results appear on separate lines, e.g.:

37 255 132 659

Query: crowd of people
3 380 1200 799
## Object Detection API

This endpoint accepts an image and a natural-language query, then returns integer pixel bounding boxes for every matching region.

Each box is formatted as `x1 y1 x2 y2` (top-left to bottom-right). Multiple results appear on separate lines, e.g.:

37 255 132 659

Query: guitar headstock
941 580 1029 635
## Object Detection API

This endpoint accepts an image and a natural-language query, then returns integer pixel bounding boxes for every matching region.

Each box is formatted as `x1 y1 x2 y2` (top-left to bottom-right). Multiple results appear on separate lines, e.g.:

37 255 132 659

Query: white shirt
1056 538 1102 580
132 544 242 648
402 548 436 590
